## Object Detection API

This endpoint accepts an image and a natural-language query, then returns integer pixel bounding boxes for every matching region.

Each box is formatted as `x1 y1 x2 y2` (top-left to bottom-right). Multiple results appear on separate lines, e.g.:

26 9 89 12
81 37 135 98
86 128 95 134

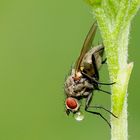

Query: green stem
85 0 140 140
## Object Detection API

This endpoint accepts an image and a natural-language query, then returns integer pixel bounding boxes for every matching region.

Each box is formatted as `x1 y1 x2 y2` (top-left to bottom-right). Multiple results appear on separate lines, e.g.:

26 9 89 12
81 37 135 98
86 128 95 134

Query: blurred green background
0 0 139 140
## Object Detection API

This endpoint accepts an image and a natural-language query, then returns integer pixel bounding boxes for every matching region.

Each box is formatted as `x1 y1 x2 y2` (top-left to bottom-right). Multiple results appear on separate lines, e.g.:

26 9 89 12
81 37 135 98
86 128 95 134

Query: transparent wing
75 22 97 73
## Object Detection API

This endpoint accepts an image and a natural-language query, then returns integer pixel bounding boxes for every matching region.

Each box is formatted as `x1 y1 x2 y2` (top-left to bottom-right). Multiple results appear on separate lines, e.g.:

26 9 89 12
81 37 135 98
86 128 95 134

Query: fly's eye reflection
65 97 78 110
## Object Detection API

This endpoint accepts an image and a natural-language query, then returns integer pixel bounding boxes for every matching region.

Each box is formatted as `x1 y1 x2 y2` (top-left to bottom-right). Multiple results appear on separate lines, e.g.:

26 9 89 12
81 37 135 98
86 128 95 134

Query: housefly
64 22 117 127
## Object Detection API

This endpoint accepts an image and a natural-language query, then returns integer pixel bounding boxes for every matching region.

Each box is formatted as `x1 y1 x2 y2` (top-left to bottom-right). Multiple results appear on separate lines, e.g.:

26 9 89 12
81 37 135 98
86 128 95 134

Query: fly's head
64 70 80 113
64 69 85 121
64 70 86 97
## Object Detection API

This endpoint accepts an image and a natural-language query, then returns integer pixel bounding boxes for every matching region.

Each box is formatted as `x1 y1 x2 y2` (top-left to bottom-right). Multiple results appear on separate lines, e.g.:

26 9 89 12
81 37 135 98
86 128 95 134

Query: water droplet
74 111 84 121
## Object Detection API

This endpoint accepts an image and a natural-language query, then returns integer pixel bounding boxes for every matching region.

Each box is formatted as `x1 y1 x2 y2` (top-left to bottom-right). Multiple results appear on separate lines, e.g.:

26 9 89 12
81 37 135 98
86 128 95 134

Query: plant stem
85 0 140 139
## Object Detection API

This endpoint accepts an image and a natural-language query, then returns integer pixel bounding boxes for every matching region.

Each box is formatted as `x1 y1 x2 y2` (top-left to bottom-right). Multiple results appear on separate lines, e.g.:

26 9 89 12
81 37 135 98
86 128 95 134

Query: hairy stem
85 0 140 139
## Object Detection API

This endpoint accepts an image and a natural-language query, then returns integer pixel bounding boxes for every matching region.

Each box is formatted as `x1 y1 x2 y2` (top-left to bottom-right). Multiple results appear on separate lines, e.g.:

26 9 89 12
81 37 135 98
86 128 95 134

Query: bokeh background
0 0 139 140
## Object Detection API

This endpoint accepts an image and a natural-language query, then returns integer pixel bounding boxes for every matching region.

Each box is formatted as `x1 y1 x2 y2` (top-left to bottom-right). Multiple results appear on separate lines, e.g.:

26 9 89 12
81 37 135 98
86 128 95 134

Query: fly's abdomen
80 45 104 77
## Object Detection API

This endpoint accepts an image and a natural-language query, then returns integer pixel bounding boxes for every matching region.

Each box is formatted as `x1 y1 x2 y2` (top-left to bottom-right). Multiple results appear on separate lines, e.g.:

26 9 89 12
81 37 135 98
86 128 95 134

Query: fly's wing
75 22 97 74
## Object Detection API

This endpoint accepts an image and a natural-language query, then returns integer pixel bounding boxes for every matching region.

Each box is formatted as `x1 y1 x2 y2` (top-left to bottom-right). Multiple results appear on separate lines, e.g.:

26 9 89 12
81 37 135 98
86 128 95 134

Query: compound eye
66 97 78 110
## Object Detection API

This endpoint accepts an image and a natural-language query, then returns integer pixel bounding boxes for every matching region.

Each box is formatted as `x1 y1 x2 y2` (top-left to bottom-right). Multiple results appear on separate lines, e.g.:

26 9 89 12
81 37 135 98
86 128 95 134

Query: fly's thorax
64 75 85 97
64 69 83 96
64 75 94 98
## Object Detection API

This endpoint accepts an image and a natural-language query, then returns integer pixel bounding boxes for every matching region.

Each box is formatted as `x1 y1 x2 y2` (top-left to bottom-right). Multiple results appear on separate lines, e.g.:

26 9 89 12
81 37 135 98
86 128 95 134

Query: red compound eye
66 97 77 109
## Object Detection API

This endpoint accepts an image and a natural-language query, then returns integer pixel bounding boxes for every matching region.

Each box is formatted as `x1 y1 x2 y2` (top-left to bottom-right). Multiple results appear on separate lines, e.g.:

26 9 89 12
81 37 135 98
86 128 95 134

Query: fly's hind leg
85 92 111 128
89 105 118 118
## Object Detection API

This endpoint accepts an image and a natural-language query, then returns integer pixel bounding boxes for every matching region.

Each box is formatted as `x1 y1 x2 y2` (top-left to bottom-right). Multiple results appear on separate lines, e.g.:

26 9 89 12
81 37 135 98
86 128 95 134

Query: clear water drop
74 111 84 121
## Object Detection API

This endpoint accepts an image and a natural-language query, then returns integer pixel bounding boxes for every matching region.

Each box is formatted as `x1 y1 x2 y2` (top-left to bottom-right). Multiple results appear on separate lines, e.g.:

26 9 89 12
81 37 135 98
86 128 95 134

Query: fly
64 22 117 127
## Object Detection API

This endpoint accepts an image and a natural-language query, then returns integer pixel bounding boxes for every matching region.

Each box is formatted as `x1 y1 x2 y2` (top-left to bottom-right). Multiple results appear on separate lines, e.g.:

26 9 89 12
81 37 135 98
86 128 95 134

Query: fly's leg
85 93 111 128
97 88 111 95
88 105 118 118
102 58 107 64
86 110 111 128
81 71 115 86
81 71 113 95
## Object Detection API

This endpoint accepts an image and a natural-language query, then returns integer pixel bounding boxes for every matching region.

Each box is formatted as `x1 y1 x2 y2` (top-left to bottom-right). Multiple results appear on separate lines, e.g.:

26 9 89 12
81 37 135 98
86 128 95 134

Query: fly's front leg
85 93 111 128
81 71 112 95
81 71 115 86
